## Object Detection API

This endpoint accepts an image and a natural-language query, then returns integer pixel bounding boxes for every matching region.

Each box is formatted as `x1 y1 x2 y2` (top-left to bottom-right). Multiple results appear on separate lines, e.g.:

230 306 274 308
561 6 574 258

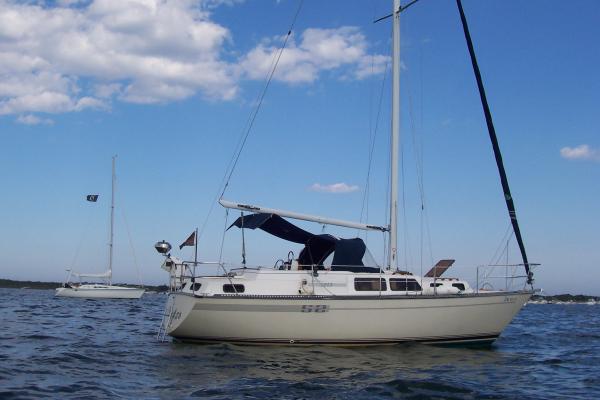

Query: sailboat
56 156 145 299
155 0 537 345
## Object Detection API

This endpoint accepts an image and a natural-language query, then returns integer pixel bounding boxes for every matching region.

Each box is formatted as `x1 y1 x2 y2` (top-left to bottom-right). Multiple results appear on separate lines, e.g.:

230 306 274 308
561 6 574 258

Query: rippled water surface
1 288 599 399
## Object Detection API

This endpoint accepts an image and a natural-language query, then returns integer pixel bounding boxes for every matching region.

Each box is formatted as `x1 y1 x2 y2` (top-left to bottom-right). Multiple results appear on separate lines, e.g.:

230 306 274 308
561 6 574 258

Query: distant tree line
531 294 599 303
0 279 168 292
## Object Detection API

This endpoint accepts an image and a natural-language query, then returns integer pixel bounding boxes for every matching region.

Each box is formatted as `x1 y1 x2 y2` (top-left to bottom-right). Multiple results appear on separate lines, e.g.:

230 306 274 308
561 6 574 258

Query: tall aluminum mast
389 0 401 269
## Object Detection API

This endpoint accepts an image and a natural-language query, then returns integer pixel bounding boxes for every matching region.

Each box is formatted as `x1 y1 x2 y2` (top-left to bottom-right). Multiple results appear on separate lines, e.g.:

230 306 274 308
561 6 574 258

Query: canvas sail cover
72 270 111 279
228 213 379 271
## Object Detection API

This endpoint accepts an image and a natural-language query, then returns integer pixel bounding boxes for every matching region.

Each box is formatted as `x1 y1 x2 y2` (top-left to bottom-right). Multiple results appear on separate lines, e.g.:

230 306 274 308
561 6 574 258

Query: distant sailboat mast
108 155 116 285
56 155 145 299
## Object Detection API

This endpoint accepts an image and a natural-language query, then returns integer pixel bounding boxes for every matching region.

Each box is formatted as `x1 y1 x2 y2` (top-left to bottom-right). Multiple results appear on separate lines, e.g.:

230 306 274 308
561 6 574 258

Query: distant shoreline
530 294 599 304
0 278 168 292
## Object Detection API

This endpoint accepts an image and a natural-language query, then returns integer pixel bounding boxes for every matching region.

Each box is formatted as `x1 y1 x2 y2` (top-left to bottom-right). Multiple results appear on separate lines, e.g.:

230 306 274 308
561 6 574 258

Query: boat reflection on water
153 342 517 397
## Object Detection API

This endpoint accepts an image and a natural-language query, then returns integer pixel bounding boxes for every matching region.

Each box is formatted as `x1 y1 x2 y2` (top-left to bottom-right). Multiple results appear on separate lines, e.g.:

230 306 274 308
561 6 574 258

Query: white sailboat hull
60 157 144 300
55 285 145 299
154 0 538 347
163 291 531 345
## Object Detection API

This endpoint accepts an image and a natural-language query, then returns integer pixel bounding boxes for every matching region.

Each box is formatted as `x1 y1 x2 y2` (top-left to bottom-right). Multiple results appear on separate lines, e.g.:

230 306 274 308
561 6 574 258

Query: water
1 288 598 399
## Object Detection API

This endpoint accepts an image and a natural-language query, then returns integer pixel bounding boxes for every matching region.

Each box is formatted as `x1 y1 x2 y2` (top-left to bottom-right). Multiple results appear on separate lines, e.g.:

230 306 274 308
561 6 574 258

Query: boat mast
389 0 401 269
108 155 116 285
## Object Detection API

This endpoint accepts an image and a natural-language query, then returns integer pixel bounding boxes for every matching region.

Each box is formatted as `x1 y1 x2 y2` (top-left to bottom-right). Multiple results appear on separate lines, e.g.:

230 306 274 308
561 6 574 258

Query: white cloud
309 182 359 194
560 144 600 162
16 114 54 125
94 83 122 99
1 91 73 115
75 96 107 111
0 1 386 119
354 54 389 80
0 90 104 115
240 27 389 84
0 0 237 116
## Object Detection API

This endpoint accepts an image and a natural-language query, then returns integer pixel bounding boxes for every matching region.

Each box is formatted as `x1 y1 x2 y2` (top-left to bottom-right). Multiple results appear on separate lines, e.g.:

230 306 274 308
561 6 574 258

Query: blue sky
0 0 598 295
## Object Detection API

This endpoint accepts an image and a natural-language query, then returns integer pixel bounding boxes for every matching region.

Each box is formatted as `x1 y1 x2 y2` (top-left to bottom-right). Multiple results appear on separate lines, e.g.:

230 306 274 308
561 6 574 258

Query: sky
0 0 598 295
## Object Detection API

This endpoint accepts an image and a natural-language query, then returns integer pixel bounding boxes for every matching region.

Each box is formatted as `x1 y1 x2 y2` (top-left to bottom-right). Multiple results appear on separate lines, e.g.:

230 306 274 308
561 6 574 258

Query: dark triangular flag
179 231 196 250
86 194 99 202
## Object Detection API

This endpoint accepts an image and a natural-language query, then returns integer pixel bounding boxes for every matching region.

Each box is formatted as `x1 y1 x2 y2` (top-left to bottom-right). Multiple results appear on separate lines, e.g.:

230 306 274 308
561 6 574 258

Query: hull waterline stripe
171 333 501 346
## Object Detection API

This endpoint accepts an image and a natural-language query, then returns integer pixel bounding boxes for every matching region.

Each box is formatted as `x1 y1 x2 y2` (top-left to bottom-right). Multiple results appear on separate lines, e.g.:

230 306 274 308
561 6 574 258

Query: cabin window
429 283 443 288
452 283 465 291
192 283 202 291
180 282 187 289
390 278 422 291
223 284 245 293
354 278 387 291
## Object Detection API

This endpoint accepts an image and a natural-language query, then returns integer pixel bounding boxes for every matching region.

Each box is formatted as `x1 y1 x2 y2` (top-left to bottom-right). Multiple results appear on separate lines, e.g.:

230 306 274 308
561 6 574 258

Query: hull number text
301 305 329 313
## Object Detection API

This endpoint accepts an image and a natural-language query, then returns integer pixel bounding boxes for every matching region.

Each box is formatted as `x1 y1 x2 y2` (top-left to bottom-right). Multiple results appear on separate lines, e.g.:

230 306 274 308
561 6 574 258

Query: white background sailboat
155 0 536 345
56 156 144 299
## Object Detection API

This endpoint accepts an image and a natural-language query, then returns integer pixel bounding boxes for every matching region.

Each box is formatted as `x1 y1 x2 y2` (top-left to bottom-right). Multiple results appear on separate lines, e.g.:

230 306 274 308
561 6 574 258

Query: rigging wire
489 223 514 266
241 211 246 266
358 0 391 268
480 222 514 282
218 208 230 267
220 0 304 199
359 1 391 235
195 0 305 243
405 43 431 276
383 102 392 268
119 206 144 287
359 60 389 232
216 208 239 292
417 35 435 269
68 203 95 271
400 136 412 271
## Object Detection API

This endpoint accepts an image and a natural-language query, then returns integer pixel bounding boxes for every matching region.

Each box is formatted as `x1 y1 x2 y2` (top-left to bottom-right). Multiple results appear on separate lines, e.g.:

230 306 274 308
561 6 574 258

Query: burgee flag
179 231 196 250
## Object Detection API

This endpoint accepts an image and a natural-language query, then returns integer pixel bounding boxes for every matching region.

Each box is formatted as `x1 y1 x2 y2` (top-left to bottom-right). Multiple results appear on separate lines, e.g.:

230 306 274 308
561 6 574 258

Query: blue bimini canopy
228 213 380 272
